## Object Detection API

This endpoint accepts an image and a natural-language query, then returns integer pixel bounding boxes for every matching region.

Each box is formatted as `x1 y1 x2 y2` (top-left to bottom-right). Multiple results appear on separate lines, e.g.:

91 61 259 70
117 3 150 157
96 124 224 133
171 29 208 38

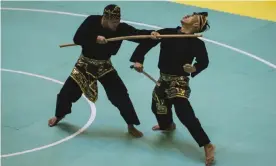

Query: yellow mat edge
171 1 276 22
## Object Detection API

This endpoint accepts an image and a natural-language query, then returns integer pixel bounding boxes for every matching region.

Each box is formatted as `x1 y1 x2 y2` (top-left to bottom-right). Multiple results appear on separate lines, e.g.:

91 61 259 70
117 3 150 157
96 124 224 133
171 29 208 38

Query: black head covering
103 4 121 20
193 12 210 32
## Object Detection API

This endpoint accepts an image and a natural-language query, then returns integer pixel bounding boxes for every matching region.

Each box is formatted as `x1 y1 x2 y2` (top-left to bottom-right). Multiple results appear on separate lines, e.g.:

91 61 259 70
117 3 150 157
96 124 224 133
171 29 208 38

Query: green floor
1 1 276 166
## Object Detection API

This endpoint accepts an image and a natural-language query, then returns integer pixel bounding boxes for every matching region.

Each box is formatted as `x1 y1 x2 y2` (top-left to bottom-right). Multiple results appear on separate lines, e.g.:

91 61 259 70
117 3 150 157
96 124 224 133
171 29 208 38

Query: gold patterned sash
159 73 191 99
70 55 115 102
152 73 191 114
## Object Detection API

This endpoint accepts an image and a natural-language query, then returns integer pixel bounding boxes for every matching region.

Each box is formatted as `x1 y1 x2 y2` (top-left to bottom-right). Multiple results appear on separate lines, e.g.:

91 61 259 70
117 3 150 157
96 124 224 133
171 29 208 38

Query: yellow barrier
172 1 276 22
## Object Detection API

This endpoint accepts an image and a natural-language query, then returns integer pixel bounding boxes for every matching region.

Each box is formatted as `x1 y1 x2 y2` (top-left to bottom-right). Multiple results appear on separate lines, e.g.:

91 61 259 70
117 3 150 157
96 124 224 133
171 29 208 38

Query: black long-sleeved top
130 27 209 77
73 15 153 60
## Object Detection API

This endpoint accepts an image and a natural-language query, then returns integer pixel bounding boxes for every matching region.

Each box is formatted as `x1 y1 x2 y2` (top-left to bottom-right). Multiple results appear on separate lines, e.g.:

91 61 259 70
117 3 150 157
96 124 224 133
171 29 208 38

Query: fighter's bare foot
128 125 143 138
48 116 64 127
152 123 176 131
204 143 216 166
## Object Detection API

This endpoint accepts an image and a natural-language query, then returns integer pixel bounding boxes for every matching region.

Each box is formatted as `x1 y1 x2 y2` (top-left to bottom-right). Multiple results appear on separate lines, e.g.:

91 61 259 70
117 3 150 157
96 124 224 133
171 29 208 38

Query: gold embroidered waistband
153 72 191 100
69 55 115 103
80 54 111 66
159 73 189 84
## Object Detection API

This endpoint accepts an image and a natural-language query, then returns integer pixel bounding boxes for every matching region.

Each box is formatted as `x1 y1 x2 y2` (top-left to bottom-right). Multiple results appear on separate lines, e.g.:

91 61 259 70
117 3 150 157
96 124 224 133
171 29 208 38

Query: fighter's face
181 13 200 24
106 18 120 31
181 13 201 29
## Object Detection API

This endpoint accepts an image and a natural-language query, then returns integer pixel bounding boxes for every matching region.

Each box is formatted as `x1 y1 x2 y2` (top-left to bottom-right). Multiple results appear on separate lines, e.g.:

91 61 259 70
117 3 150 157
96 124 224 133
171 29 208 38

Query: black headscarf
103 4 121 20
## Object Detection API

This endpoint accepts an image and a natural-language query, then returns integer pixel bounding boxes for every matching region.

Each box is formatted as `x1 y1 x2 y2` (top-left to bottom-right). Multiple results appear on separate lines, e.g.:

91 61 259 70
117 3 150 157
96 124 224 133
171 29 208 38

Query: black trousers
55 70 140 125
152 94 210 147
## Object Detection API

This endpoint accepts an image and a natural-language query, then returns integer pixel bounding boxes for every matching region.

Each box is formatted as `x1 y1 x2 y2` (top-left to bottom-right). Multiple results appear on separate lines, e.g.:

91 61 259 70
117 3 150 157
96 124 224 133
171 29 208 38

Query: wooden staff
130 65 160 87
59 34 202 48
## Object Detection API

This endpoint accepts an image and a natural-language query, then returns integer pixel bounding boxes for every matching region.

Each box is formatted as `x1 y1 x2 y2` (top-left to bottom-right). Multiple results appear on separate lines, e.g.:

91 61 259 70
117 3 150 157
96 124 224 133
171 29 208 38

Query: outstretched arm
130 39 160 64
130 28 171 66
118 23 155 43
73 15 99 46
190 40 209 77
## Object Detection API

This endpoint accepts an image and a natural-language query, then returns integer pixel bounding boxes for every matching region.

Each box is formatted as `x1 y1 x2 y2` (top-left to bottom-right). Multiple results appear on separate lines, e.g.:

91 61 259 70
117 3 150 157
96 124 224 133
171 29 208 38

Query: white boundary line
1 7 276 69
0 68 96 158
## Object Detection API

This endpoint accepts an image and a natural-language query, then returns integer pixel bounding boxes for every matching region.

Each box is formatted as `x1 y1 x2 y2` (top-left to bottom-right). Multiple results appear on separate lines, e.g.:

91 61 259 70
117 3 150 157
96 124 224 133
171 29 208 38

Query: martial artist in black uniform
48 4 156 138
130 12 215 165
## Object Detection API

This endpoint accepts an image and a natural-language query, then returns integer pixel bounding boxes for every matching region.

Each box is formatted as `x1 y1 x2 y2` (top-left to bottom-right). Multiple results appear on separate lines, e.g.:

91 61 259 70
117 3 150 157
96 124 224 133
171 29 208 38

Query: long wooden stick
130 65 160 87
59 34 202 48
